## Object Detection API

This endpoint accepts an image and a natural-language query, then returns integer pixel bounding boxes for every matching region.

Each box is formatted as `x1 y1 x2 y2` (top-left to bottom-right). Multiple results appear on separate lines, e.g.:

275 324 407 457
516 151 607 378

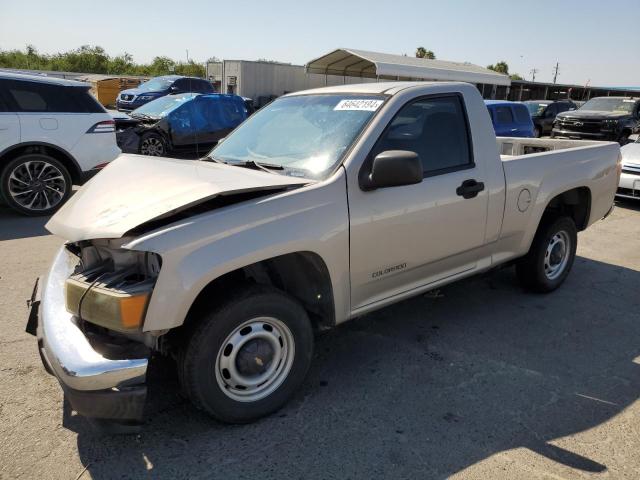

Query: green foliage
486 61 509 75
415 47 436 60
0 45 205 78
510 73 524 81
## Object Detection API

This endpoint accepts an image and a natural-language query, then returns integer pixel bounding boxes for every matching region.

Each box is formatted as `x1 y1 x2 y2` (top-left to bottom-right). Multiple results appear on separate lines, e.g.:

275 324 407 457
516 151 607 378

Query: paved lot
1 201 639 479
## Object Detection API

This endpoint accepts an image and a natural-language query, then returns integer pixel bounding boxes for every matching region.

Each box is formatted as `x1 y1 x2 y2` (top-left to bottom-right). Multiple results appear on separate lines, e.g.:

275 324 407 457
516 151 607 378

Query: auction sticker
334 99 384 111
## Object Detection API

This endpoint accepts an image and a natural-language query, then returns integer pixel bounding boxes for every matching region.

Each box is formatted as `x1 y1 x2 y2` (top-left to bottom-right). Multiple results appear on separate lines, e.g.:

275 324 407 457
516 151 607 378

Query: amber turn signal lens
119 293 150 329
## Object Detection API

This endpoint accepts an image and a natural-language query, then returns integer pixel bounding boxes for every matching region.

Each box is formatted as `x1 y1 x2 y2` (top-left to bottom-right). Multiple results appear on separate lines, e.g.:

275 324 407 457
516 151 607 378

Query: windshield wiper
205 157 284 173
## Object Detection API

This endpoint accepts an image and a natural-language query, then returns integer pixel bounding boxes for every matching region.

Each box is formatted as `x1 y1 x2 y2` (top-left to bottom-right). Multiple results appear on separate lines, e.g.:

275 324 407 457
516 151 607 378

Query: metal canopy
306 48 511 86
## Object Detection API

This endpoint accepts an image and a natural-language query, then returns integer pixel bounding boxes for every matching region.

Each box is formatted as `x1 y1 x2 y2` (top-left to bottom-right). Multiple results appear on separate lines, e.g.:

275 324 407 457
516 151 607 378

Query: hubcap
7 160 66 211
215 317 295 402
140 137 164 156
544 230 570 280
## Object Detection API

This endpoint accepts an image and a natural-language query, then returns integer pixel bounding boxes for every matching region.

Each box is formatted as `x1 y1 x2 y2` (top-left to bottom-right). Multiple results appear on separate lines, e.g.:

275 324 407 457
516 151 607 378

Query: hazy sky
1 0 639 87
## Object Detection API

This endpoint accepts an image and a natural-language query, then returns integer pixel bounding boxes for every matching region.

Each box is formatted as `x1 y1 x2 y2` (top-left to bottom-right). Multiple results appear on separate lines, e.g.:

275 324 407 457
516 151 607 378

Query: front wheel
533 126 541 138
0 154 72 216
139 132 167 157
516 216 577 293
179 285 314 423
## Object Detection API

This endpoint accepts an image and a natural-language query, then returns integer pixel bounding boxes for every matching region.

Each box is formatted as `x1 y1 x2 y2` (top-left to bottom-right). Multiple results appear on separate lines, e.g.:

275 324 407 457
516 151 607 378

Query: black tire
516 216 577 293
179 285 314 423
533 126 541 138
0 154 72 216
139 132 167 157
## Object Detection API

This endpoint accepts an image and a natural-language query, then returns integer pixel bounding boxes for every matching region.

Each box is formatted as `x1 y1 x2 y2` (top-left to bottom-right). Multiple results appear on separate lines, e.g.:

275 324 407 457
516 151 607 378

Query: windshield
137 77 175 92
208 94 385 179
525 102 549 116
132 94 195 117
581 98 636 113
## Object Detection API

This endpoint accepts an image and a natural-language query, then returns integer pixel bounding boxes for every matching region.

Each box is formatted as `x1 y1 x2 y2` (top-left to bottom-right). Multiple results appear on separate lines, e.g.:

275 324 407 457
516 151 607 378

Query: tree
486 61 509 75
510 73 524 81
415 47 436 59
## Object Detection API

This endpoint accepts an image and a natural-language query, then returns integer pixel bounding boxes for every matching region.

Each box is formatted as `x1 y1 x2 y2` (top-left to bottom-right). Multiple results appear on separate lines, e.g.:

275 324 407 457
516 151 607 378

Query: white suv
0 72 121 215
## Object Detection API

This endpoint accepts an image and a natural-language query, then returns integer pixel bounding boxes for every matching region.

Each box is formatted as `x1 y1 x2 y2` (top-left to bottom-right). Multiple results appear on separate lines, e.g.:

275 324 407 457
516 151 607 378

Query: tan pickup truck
29 81 621 427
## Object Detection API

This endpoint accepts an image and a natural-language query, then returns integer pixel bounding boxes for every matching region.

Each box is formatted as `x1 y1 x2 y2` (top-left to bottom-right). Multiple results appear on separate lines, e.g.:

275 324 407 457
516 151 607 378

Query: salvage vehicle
485 100 535 137
28 82 620 428
0 72 120 216
553 96 640 145
115 93 247 157
116 75 214 112
616 135 640 199
523 100 576 137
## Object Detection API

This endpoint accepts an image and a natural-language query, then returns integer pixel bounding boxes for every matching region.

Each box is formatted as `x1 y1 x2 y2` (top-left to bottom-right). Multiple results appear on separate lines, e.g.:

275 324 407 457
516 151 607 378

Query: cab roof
284 81 472 97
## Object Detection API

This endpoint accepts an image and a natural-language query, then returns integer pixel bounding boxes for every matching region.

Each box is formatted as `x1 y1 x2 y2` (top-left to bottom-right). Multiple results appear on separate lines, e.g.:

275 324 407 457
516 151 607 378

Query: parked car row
483 96 640 145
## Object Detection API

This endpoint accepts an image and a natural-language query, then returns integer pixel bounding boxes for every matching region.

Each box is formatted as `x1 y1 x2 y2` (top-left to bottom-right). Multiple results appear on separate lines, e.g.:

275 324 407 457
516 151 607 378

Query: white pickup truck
29 82 621 427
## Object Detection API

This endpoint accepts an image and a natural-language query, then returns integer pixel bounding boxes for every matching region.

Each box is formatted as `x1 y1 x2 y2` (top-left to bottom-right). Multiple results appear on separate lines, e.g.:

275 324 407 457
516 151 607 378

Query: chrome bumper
36 246 148 391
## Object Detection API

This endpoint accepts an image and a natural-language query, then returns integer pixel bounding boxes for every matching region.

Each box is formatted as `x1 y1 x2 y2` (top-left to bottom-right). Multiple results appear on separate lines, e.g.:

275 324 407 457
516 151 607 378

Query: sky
1 0 639 87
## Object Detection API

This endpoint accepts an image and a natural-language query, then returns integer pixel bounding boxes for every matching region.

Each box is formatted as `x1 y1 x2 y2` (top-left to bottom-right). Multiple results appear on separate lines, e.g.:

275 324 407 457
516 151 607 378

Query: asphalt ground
1 200 639 479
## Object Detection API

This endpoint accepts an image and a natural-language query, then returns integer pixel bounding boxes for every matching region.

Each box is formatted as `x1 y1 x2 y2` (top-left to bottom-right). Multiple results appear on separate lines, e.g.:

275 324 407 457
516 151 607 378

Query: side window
6 80 69 112
372 95 472 175
172 79 188 91
0 80 10 112
555 103 569 113
197 80 213 93
494 106 514 124
513 105 530 123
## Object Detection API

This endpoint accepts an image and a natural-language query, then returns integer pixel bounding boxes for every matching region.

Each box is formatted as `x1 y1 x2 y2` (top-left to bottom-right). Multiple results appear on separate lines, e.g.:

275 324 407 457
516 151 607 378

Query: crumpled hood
46 154 311 241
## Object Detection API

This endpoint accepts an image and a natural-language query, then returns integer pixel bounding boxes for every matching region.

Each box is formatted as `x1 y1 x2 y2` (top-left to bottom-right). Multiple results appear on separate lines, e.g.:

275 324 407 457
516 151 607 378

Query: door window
372 95 473 176
513 105 531 123
494 106 514 124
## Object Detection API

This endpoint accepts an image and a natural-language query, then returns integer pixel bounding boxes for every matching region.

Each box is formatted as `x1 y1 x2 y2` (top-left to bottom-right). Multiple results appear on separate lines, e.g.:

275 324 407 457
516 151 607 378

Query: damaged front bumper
28 246 149 424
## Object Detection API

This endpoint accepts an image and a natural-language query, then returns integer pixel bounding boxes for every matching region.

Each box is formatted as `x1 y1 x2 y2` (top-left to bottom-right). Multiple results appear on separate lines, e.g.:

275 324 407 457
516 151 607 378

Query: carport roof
306 48 511 86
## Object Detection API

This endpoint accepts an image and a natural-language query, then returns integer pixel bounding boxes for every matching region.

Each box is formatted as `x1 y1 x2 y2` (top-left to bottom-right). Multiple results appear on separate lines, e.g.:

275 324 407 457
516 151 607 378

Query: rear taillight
87 120 115 133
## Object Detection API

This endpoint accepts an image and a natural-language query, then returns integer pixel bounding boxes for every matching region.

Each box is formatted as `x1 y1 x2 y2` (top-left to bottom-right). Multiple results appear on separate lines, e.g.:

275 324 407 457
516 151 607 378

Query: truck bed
497 137 606 159
495 137 620 260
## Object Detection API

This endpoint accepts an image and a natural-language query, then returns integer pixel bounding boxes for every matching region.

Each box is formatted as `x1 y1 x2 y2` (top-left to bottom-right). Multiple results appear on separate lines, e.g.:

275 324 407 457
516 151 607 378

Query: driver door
348 94 489 310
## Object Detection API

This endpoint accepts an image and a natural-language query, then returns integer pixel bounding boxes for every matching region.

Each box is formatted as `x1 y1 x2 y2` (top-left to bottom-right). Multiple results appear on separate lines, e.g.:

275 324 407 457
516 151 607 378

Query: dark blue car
485 100 535 137
116 93 248 157
116 75 214 112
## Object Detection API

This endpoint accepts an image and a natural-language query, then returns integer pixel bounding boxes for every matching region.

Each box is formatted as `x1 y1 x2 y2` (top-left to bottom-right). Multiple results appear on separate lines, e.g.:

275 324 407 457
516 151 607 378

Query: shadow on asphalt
0 206 50 240
63 256 639 479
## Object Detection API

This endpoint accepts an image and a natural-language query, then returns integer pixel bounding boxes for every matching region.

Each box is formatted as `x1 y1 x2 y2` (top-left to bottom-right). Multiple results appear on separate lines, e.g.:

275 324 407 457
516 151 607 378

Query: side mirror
361 150 423 191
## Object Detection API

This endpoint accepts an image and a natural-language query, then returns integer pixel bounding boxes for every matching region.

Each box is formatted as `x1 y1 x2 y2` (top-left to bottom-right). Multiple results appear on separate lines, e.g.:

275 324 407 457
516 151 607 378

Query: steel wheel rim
140 137 164 156
7 160 66 211
215 317 295 402
544 230 570 280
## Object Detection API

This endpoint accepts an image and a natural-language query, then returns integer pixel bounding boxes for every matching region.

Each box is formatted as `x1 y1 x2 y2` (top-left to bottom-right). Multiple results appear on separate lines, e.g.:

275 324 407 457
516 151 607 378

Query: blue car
485 100 535 137
116 75 214 112
115 93 248 157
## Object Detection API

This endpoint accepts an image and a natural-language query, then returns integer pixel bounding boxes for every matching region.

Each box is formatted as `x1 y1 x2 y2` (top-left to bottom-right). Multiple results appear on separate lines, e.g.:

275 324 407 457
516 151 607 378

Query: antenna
530 68 539 82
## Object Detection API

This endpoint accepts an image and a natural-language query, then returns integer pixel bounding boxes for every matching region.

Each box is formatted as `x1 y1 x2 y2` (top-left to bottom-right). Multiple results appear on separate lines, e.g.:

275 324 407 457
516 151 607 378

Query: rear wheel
516 216 577 293
139 133 167 156
0 154 72 216
179 285 314 423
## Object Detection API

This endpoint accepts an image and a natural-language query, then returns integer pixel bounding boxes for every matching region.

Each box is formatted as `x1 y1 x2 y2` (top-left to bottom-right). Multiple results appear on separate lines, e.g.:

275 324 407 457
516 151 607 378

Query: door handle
456 179 485 199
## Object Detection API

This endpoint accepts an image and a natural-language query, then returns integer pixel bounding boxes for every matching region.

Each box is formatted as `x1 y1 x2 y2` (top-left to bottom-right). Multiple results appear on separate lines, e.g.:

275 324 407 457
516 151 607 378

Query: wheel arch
178 251 336 339
541 186 592 232
0 142 83 185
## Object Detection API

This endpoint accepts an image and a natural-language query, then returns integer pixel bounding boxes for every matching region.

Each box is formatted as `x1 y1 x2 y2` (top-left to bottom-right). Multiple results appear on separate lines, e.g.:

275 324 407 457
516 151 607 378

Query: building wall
207 61 375 106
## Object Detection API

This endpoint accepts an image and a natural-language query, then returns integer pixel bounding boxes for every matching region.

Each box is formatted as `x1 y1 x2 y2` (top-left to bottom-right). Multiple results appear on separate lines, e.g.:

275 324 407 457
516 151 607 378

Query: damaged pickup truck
28 82 621 427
